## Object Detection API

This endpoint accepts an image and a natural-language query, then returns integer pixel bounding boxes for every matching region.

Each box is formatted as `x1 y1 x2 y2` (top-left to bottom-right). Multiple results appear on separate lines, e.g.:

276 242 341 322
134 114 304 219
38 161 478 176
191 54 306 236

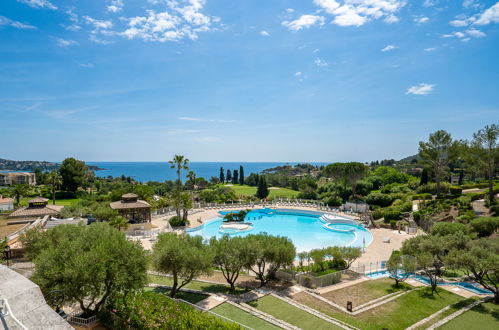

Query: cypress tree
219 167 225 183
226 169 232 183
233 170 238 184
256 176 269 199
239 165 244 185
420 168 429 185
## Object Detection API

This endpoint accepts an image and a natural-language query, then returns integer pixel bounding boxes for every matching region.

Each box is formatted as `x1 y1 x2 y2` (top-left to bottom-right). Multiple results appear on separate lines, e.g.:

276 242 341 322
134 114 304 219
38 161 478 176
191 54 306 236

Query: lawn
20 197 81 207
293 287 465 330
222 184 299 199
144 286 208 304
0 215 26 237
322 278 411 307
211 303 279 330
148 274 250 295
247 295 342 329
438 301 499 330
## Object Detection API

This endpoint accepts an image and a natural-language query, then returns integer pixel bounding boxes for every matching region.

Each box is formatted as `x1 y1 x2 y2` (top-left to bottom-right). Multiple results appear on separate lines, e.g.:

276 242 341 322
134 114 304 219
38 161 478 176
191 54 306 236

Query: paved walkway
196 295 227 309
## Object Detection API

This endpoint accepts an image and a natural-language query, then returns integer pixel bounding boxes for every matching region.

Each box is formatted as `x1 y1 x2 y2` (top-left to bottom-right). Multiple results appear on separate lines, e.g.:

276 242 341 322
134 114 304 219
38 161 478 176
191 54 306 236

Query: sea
86 162 328 183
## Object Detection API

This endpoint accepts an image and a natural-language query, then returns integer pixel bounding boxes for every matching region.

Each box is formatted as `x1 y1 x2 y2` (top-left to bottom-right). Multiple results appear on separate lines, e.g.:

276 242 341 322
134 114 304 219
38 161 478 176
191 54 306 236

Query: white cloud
314 58 328 67
423 0 437 7
466 28 486 37
295 71 302 76
107 0 123 13
463 0 480 9
406 83 435 95
475 2 499 25
79 63 94 68
260 30 270 36
56 38 77 47
415 16 429 24
84 16 114 30
286 8 295 14
449 19 470 27
166 128 198 135
424 47 436 52
17 0 57 10
282 15 325 31
310 0 407 27
0 16 37 29
178 117 235 123
381 44 396 52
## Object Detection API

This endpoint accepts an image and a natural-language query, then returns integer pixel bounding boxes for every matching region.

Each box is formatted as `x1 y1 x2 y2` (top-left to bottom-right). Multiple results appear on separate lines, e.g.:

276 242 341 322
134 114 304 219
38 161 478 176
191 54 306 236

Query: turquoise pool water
187 209 373 252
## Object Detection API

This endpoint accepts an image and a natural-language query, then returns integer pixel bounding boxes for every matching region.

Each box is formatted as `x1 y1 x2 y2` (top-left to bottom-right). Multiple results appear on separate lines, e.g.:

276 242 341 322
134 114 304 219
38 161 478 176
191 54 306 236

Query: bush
490 205 499 216
390 220 397 229
470 217 499 238
384 209 402 222
366 192 394 207
372 209 384 220
449 186 463 195
412 193 432 201
168 216 185 227
461 182 489 189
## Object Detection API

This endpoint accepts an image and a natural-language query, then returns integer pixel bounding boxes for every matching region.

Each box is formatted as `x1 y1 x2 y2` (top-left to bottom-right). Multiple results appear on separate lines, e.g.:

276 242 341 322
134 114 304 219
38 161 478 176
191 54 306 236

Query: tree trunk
495 292 499 304
52 187 56 205
171 275 178 298
435 168 441 196
230 282 235 293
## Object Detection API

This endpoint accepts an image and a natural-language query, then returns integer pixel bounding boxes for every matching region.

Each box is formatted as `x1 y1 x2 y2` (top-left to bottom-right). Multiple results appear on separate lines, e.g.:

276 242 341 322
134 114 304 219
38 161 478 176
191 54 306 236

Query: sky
0 0 498 162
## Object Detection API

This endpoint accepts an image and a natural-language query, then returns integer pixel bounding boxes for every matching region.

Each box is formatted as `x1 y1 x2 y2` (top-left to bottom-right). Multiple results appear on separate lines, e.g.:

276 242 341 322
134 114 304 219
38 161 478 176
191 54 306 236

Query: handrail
0 299 29 330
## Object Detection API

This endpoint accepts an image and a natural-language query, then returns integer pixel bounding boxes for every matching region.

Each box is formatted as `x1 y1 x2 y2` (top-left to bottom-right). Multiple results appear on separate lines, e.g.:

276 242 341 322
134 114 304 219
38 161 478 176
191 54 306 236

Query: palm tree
47 170 63 205
9 184 28 206
180 192 193 224
109 216 130 232
168 155 189 220
186 171 197 190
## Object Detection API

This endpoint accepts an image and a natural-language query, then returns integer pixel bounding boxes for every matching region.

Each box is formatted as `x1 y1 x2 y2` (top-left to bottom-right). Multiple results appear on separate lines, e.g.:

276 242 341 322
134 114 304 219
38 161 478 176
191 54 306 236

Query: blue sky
1 0 498 162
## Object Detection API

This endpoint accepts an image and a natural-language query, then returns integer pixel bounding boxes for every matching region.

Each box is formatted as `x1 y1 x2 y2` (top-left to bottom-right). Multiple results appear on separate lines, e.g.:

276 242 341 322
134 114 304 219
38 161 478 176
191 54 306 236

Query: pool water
187 209 373 252
411 275 492 295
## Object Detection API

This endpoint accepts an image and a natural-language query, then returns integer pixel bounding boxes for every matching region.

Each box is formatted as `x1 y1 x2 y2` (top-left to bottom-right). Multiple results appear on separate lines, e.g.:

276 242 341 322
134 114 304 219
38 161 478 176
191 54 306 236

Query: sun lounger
383 237 391 243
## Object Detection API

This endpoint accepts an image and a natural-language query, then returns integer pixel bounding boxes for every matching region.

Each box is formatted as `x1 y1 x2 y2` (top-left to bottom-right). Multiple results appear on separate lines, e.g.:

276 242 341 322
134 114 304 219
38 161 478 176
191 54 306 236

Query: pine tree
219 167 225 183
232 170 238 184
256 176 269 199
226 169 232 183
420 168 429 185
239 165 245 185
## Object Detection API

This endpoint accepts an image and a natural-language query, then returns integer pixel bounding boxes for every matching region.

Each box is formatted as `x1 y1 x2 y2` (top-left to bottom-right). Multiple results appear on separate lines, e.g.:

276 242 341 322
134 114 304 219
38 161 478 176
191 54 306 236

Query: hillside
0 158 101 172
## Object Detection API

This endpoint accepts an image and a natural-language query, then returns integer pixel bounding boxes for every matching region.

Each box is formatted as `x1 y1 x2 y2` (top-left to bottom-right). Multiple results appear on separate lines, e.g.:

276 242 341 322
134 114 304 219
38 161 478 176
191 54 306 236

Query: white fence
350 260 388 275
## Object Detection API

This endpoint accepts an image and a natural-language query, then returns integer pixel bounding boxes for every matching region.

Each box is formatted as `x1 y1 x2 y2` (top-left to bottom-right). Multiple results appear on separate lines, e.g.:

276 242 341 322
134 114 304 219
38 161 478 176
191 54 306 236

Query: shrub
390 220 397 229
449 186 463 195
470 217 499 238
366 192 394 207
412 193 432 201
490 205 499 216
372 209 384 220
168 216 184 227
383 209 402 222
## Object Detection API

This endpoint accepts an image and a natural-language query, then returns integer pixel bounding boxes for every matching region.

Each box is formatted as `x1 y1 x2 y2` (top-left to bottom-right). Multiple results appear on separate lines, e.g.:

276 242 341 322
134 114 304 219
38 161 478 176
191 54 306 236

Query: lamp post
3 244 11 267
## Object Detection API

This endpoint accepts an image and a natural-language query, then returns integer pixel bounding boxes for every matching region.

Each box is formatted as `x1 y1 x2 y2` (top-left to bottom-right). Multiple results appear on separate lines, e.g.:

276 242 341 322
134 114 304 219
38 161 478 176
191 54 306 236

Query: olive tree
446 238 499 304
386 251 416 287
28 223 147 315
151 233 213 297
209 236 254 292
246 233 296 287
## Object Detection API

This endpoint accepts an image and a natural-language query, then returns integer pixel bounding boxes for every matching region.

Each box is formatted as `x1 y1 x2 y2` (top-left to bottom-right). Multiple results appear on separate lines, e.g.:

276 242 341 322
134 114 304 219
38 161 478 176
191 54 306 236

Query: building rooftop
0 196 14 204
9 204 63 218
109 199 151 210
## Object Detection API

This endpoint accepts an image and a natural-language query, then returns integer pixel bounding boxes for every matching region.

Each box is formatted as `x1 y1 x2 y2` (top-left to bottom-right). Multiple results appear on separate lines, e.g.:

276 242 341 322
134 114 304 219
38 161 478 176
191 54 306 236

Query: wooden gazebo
109 193 151 223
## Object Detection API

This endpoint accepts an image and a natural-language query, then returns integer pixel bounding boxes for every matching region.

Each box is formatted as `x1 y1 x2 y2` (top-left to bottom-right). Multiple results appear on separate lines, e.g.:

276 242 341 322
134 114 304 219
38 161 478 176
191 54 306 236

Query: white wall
0 202 14 211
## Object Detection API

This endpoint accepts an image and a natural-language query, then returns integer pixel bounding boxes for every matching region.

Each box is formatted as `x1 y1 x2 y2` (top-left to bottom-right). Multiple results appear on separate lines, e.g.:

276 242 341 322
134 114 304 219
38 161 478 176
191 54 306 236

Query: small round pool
187 208 373 252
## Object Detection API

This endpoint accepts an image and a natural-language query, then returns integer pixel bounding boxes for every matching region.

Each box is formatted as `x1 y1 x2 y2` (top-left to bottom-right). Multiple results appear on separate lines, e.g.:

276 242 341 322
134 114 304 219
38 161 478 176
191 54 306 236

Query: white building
0 196 14 211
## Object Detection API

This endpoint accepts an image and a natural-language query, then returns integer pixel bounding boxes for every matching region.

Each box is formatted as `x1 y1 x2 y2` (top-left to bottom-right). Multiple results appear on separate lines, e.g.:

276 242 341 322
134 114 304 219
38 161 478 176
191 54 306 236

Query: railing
66 310 98 326
350 260 388 275
0 299 29 330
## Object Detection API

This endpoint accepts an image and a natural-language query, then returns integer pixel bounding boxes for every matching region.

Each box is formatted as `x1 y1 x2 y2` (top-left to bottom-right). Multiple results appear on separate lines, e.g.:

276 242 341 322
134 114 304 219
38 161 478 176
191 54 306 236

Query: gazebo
9 197 63 218
109 193 151 223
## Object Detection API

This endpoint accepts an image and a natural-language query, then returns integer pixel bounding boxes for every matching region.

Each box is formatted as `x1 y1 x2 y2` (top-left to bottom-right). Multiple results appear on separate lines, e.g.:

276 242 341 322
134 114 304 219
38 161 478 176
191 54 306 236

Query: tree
339 246 362 269
186 171 197 190
309 248 327 272
465 124 499 205
180 192 193 223
239 165 245 185
246 234 296 287
210 236 254 292
219 166 225 183
344 162 368 198
471 217 499 238
297 251 309 272
256 176 269 199
386 251 416 287
9 184 28 205
226 169 232 183
169 155 189 220
446 238 499 303
109 216 130 231
418 130 459 196
28 223 147 315
222 210 249 222
46 170 62 205
59 158 91 193
232 169 238 185
151 233 213 297
420 168 429 185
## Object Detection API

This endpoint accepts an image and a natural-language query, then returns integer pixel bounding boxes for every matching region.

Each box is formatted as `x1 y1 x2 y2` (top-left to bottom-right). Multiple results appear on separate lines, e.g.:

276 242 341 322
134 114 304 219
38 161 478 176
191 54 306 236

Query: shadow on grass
418 287 441 300
148 287 209 304
471 302 499 321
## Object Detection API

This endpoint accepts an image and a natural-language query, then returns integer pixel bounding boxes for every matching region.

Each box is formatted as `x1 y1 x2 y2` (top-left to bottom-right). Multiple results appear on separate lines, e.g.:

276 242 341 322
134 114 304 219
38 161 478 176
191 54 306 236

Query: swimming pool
186 208 373 252
411 275 492 295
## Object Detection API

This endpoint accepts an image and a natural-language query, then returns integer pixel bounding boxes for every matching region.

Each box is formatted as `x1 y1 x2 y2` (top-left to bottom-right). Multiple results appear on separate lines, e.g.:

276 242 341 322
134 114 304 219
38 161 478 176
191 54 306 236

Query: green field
294 287 465 330
144 287 208 304
20 197 81 207
222 184 299 199
438 301 499 330
148 274 250 295
248 295 342 329
211 303 279 330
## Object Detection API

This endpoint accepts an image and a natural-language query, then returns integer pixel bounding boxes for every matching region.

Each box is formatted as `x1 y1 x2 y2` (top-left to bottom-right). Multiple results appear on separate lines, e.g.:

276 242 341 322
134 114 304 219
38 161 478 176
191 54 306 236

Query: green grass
222 184 299 199
247 295 342 329
211 303 280 330
144 287 208 304
148 274 250 295
295 287 465 330
438 301 499 330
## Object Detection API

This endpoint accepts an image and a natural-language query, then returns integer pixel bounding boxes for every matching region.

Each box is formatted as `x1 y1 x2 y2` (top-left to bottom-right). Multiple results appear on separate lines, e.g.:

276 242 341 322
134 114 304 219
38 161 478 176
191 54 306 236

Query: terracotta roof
9 205 63 218
28 197 49 203
110 199 151 210
0 197 14 204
